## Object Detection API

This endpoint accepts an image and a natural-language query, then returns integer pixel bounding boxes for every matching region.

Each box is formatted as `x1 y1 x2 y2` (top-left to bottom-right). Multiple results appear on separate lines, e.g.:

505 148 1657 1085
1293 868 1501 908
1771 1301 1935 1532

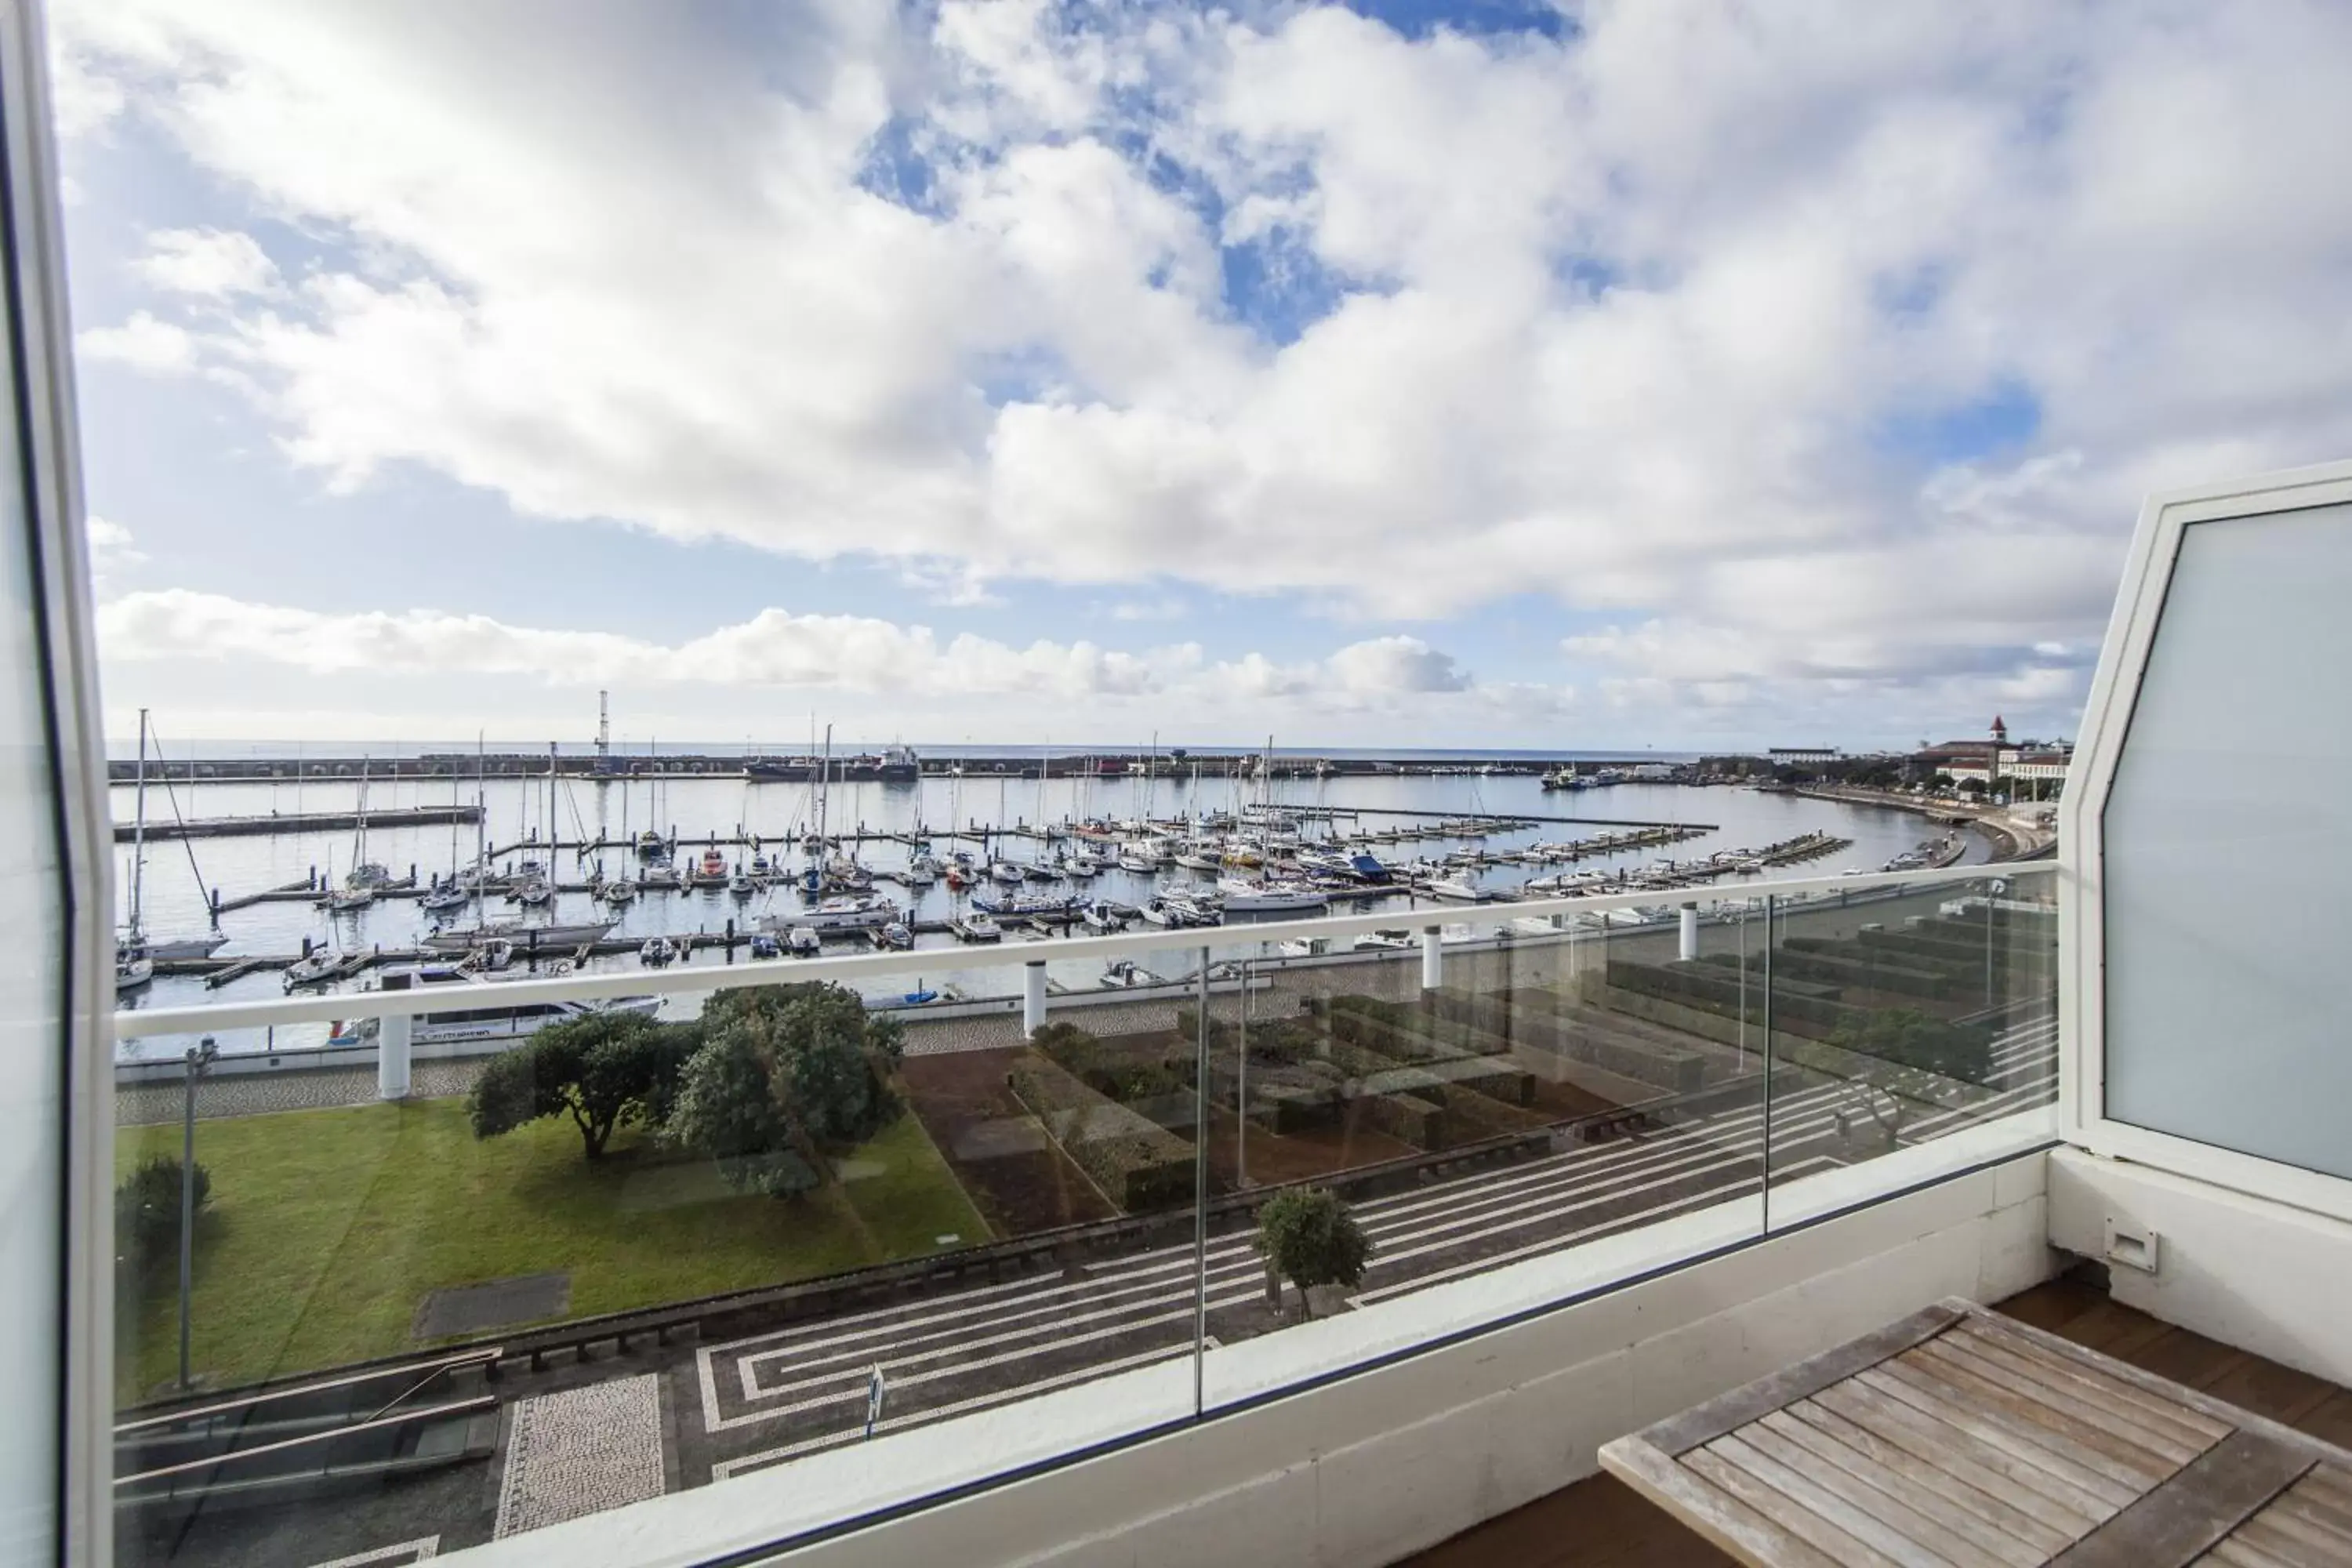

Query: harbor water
111 768 1984 1062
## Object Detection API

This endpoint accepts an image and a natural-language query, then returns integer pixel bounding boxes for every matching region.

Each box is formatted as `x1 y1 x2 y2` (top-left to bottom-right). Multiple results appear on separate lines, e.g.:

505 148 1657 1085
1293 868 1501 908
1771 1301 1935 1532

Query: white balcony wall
463 1150 2053 1568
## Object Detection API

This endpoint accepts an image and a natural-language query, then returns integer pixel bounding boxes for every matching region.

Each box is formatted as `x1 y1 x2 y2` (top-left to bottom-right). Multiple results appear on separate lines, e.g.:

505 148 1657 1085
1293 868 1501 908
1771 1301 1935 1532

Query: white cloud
50 0 2352 733
85 514 145 568
76 310 195 375
132 227 280 297
94 590 1493 715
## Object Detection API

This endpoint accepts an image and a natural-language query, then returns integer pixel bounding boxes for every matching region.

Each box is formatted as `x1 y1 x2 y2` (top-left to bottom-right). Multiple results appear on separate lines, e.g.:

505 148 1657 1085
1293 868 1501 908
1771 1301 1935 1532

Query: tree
1252 1186 1373 1320
468 1011 698 1161
665 982 906 1196
115 1153 209 1280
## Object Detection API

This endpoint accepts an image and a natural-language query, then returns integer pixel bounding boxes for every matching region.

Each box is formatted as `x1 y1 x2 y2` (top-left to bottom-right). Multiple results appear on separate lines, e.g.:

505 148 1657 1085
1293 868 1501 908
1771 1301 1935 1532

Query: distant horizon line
96 736 1898 762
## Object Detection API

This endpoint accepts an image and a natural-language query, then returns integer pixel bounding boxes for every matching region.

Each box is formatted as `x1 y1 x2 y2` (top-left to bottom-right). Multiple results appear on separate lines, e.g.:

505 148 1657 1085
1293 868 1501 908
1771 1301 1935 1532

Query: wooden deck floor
1396 1278 2352 1568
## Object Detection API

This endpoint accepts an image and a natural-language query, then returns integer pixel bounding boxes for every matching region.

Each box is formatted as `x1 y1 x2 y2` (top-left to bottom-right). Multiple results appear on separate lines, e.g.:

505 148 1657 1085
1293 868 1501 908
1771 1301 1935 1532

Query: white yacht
114 953 154 993
764 893 896 934
1215 877 1328 914
421 918 616 953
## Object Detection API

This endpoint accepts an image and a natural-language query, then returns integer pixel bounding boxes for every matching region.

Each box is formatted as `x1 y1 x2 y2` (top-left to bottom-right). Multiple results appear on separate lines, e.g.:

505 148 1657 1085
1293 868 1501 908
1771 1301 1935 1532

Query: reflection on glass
111 869 2056 1564
1761 875 2060 1216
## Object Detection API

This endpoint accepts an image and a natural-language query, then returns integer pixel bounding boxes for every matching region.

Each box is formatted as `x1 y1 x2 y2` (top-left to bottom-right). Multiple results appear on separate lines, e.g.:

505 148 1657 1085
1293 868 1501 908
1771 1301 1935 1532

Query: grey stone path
494 1374 665 1539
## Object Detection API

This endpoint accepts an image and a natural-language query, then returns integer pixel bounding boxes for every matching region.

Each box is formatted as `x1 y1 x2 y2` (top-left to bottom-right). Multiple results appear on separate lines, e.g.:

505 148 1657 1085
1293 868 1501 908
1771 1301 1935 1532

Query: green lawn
116 1098 989 1401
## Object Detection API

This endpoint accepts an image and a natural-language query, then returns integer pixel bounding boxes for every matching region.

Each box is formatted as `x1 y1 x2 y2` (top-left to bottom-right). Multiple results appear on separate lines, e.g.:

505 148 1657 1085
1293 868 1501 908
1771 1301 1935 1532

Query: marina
109 744 2005 1064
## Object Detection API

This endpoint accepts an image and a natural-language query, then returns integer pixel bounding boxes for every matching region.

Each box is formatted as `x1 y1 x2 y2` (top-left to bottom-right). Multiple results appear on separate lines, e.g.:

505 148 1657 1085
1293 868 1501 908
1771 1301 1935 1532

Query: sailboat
344 757 392 891
114 710 155 992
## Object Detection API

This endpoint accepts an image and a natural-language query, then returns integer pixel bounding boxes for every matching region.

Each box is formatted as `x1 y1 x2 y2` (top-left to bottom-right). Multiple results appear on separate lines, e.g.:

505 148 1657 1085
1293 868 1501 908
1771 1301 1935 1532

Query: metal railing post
1761 895 1775 1236
1193 946 1211 1418
1421 924 1442 991
179 1035 216 1390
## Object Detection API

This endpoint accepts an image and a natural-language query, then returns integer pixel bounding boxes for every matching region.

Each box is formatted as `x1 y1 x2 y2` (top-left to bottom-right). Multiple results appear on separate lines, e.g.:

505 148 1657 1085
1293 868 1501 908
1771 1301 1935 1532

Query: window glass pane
2103 504 2352 1178
0 244 66 1562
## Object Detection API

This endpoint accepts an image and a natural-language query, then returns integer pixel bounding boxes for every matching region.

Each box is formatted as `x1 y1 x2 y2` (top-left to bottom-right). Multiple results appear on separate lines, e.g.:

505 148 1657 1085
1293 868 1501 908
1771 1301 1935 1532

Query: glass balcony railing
107 860 2057 1566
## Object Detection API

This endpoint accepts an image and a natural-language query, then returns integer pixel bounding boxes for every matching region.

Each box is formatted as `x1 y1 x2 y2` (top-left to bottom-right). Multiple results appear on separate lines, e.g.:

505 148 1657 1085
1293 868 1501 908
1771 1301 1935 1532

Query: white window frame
2060 457 2352 1223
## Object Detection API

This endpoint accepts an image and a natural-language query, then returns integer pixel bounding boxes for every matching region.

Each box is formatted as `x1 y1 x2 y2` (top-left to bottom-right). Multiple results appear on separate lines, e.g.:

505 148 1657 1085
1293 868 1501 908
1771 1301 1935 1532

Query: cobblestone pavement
495 1374 666 1538
115 1060 490 1125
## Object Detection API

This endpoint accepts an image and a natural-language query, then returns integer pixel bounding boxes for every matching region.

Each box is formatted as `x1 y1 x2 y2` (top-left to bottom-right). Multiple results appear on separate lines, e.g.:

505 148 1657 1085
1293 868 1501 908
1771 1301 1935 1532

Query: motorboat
600 878 637 906
1099 959 1160 989
1348 853 1393 883
1352 930 1414 952
1424 877 1489 902
750 933 782 960
514 879 554 909
1080 900 1126 933
871 921 915 950
1141 895 1218 929
786 926 822 957
1115 846 1159 874
639 935 679 967
970 890 1080 918
635 829 666 857
953 913 1002 943
420 884 469 913
114 953 154 993
1173 848 1221 873
640 860 681 891
697 847 728 880
728 868 755 898
989 861 1026 886
458 939 514 973
1214 877 1328 914
765 893 897 933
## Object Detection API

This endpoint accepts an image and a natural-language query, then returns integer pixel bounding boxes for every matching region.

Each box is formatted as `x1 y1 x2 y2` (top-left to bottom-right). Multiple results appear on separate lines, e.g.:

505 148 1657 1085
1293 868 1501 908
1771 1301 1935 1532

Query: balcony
103 861 2061 1566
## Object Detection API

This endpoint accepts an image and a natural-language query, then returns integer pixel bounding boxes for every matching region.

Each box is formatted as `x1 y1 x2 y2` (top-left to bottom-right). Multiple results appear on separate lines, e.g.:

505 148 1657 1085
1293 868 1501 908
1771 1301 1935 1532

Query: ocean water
112 769 1973 1061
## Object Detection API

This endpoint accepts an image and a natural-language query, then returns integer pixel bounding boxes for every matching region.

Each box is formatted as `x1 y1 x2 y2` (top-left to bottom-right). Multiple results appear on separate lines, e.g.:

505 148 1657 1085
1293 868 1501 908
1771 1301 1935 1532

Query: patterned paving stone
306 1538 439 1566
494 1374 665 1539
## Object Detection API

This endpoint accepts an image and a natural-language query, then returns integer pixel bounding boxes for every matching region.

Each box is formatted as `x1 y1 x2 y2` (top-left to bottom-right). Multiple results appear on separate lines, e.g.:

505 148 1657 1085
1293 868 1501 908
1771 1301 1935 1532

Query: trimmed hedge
1715 944 1955 1000
1477 987 1709 1094
1008 1052 1194 1211
1315 1000 1538 1105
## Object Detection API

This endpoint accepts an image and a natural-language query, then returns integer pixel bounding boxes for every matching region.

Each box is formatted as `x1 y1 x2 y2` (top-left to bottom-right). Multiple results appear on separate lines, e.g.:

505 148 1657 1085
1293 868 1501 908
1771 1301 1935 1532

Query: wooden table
1599 1296 2352 1566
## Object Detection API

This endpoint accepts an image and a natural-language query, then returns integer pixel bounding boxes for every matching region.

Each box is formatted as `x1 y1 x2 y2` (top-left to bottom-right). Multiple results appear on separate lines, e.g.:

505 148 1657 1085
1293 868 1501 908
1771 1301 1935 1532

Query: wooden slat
1814 1377 2117 1526
2201 1537 2296 1568
2291 1462 2352 1513
1685 1445 1907 1568
1954 1319 2231 1446
2047 1428 2312 1568
1944 1300 2339 1457
1863 1364 2150 1507
1704 1433 1958 1568
1642 1303 1966 1457
1913 1336 2209 1467
1754 1410 2041 1568
2272 1472 2352 1534
1903 1341 2194 1478
1598 1435 1843 1568
2234 1506 2352 1566
1788 1398 2083 1555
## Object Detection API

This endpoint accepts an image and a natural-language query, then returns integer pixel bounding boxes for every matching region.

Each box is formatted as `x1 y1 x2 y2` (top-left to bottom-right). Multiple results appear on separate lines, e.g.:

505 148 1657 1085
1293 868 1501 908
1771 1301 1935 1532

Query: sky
50 0 2352 753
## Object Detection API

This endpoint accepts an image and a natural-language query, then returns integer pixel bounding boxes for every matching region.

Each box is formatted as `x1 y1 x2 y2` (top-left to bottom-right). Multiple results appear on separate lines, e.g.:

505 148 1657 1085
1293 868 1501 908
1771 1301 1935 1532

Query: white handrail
112 859 2054 1039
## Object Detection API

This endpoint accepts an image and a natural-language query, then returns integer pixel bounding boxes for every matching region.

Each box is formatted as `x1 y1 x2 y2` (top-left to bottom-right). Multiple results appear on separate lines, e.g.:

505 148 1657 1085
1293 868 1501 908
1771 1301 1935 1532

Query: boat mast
475 732 487 894
129 707 147 945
